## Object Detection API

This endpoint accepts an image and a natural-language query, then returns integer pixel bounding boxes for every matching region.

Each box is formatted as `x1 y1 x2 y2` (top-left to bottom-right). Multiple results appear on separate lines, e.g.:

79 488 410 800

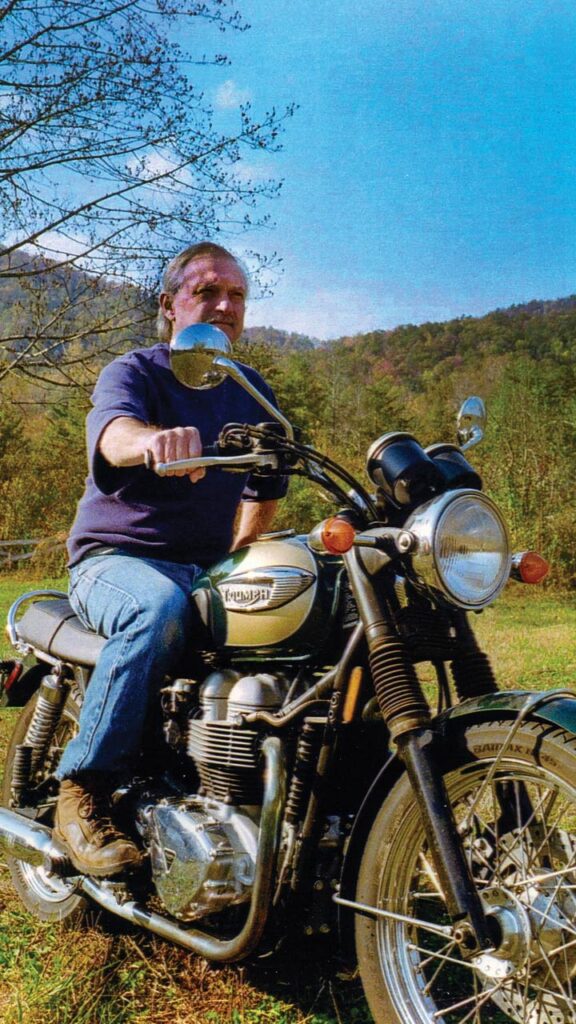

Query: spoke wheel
355 718 576 1024
1 686 87 922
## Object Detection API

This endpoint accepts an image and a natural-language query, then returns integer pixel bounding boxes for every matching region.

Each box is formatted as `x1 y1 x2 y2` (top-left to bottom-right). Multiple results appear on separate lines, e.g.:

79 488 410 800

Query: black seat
16 598 106 667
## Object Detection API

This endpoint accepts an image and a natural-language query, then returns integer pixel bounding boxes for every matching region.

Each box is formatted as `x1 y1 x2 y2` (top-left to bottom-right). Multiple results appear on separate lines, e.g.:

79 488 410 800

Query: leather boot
54 777 142 877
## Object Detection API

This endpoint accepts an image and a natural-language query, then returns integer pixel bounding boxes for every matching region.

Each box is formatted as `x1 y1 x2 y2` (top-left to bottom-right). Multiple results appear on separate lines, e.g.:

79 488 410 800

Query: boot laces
77 792 125 843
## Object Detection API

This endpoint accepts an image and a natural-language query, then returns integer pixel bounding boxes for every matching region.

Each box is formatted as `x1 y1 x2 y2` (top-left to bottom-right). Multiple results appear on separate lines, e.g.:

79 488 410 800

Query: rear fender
0 660 47 707
338 687 576 954
0 659 89 707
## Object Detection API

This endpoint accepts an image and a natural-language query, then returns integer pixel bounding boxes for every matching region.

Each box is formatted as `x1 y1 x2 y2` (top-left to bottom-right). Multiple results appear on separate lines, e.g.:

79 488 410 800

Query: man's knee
136 578 192 646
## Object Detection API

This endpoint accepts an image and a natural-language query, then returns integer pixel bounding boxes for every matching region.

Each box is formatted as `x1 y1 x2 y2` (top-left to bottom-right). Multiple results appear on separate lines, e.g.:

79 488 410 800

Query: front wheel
356 717 576 1024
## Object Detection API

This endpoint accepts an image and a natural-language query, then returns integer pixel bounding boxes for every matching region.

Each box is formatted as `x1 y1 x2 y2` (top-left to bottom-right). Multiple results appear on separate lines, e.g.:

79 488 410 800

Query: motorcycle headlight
405 490 511 610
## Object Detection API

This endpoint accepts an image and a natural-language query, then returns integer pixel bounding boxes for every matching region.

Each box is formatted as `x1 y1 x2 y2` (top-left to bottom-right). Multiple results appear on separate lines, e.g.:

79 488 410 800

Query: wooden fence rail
0 537 60 568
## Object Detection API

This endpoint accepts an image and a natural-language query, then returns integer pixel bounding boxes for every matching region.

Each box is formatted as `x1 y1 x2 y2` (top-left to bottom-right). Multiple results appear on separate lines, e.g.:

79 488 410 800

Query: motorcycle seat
15 598 106 667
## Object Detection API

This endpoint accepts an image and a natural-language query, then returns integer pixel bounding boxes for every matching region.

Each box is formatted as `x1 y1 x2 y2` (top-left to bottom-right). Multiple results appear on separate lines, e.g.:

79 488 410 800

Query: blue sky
197 0 576 339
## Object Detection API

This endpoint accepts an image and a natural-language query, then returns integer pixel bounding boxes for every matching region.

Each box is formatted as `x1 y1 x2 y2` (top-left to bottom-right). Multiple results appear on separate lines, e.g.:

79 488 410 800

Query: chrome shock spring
23 670 69 777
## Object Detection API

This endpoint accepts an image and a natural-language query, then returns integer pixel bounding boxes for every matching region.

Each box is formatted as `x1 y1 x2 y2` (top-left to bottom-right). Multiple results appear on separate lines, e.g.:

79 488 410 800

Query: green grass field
0 574 574 1023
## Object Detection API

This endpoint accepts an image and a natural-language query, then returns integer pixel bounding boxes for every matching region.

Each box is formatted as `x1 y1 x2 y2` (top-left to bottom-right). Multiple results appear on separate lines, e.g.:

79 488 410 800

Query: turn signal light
320 517 357 555
512 551 550 585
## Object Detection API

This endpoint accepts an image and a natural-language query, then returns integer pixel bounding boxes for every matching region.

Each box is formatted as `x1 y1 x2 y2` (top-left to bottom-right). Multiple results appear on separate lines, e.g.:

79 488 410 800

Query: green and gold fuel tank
192 533 357 664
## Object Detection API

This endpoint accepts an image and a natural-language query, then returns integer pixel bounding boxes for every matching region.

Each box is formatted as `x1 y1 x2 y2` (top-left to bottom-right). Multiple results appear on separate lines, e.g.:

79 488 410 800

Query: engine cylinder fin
196 765 264 804
187 720 263 803
187 721 260 767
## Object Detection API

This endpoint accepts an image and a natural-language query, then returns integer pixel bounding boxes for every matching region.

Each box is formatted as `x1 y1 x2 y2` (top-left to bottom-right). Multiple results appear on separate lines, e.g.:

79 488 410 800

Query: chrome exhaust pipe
82 736 286 962
0 806 70 873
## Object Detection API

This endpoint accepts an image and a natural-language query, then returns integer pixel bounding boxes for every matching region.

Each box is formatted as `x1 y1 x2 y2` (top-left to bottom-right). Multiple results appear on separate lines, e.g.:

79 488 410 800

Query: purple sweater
67 344 288 568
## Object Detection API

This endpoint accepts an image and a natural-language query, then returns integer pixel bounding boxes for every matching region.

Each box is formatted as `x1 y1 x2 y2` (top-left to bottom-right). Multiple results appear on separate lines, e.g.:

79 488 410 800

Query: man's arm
231 500 279 551
99 417 205 482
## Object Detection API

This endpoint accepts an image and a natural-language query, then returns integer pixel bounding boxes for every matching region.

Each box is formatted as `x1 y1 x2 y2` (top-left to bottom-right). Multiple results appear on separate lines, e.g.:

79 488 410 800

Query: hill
320 294 576 389
2 250 573 370
243 292 576 383
243 325 317 350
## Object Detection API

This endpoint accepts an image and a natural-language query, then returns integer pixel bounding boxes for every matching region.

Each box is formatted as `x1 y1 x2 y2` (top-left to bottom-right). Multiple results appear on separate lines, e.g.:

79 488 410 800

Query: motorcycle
1 322 572 1024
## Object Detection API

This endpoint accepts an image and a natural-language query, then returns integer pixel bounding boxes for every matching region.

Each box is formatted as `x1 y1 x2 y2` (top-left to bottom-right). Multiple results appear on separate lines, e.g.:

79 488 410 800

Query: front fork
343 549 494 954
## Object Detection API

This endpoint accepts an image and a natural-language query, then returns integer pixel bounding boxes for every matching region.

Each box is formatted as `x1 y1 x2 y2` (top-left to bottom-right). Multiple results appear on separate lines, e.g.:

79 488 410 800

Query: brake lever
146 451 279 477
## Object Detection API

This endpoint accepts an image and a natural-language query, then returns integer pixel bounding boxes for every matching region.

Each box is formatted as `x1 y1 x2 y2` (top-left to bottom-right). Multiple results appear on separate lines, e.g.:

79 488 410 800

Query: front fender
338 686 576 954
447 688 576 735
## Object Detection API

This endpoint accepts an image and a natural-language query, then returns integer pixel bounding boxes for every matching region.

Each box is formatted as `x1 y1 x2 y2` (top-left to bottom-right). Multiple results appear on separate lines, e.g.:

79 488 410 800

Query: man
54 242 287 877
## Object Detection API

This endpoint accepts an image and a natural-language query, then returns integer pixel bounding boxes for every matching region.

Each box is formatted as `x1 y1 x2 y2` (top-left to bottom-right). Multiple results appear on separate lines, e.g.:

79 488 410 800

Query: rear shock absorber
21 667 69 780
9 744 34 806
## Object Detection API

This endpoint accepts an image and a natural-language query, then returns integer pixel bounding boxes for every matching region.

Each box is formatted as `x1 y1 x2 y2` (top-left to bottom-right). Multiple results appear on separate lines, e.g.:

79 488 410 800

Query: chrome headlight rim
405 488 511 610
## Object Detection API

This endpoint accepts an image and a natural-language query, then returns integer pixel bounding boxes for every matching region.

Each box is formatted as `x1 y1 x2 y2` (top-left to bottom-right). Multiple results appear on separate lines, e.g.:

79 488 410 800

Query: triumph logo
218 568 315 613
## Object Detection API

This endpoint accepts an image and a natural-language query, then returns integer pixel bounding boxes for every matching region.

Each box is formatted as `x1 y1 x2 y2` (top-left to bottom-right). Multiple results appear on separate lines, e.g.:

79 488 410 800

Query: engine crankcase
141 795 259 921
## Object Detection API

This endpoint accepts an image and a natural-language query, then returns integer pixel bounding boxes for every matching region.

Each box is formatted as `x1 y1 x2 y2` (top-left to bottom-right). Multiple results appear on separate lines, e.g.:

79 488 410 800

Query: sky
195 0 576 339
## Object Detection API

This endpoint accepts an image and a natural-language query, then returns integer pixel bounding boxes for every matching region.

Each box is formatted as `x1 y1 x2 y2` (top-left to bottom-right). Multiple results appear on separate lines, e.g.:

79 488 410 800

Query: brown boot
54 777 142 877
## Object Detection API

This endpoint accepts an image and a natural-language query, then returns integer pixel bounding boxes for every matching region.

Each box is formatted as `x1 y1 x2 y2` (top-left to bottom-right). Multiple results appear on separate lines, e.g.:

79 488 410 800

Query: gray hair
156 242 249 342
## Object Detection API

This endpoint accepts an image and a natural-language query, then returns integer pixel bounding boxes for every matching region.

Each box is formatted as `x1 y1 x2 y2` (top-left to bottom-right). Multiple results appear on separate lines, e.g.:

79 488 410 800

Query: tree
0 0 293 385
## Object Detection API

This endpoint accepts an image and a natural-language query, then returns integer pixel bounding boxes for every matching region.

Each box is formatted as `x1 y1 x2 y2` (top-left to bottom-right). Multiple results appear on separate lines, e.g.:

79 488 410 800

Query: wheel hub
472 887 532 980
471 870 576 1024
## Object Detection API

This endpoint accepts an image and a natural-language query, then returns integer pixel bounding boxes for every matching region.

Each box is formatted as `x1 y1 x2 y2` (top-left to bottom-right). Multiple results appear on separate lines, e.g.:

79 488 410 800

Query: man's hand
147 427 205 482
99 418 206 483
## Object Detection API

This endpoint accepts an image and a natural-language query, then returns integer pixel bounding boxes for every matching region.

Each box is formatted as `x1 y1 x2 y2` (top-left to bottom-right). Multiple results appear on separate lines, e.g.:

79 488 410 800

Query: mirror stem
214 356 295 441
460 427 484 452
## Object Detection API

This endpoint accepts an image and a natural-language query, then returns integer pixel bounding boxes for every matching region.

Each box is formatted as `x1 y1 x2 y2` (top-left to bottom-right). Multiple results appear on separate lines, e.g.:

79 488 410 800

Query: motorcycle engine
135 669 286 921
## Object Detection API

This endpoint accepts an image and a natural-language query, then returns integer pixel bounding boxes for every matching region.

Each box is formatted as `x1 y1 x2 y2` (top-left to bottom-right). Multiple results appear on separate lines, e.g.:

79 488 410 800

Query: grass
0 572 575 1022
474 588 576 689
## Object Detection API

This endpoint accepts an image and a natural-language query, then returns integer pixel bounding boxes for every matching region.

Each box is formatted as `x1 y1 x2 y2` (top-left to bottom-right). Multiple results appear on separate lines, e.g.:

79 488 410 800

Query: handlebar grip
145 442 220 472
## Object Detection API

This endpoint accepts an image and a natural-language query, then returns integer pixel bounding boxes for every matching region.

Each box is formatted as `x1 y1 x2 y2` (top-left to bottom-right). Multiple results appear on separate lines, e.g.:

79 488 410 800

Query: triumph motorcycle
1 323 574 1024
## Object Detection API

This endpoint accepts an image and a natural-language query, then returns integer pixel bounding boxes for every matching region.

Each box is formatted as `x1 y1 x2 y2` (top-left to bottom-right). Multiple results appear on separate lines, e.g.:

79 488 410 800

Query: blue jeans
56 553 203 780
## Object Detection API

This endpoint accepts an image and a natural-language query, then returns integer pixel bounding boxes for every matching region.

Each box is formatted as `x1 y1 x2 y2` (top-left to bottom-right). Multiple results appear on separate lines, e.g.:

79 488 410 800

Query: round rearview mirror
170 323 232 389
457 396 487 451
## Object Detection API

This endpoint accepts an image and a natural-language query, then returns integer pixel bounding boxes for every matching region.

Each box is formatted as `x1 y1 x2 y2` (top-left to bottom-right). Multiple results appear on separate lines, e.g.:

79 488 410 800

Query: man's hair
156 242 249 342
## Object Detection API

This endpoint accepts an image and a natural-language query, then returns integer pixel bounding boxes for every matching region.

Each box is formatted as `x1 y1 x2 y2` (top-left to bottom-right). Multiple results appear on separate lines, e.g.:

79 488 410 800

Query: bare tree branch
0 0 293 387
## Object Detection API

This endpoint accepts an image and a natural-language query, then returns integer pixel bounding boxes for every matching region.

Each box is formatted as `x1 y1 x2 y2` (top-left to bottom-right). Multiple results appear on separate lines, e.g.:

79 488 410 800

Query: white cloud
233 159 274 184
127 152 179 181
3 229 91 262
215 79 252 110
126 151 194 195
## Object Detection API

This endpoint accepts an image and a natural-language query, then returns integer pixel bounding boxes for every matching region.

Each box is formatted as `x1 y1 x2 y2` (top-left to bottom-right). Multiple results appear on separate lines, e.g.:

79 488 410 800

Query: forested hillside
1 277 575 585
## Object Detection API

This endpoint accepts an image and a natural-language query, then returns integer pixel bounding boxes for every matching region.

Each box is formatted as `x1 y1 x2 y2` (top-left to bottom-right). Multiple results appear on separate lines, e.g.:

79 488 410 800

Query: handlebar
143 420 377 521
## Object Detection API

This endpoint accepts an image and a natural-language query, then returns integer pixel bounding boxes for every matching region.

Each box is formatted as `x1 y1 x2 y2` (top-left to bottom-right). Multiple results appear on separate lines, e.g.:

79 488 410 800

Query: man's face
160 255 247 344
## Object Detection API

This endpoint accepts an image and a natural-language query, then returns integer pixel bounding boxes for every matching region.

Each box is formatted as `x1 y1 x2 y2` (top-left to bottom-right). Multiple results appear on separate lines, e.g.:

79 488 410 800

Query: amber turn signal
513 551 550 585
320 517 357 555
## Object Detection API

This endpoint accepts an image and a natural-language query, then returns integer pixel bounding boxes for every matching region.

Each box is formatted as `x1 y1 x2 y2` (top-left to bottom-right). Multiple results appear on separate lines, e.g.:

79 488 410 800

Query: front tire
1 686 87 922
356 717 576 1024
